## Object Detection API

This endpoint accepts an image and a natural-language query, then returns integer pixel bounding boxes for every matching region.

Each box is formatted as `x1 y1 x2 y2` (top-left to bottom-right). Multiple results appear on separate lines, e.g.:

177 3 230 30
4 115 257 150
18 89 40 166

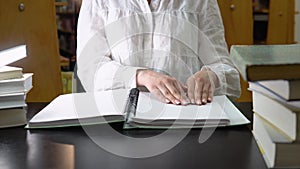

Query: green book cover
230 44 300 81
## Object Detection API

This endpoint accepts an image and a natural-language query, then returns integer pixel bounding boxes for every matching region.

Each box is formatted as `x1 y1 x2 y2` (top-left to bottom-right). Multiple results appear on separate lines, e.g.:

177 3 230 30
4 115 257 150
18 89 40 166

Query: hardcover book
252 91 300 141
249 82 300 111
0 93 27 110
253 114 300 168
0 108 26 128
257 80 300 100
0 45 26 67
0 73 33 95
0 66 23 80
230 44 300 81
26 89 250 129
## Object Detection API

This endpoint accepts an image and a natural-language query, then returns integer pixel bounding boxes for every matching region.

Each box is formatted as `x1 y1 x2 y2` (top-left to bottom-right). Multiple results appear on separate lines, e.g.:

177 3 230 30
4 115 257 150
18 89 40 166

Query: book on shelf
252 114 300 168
0 73 33 95
0 45 26 67
0 108 27 128
230 44 300 81
252 91 300 141
0 66 23 80
26 89 249 129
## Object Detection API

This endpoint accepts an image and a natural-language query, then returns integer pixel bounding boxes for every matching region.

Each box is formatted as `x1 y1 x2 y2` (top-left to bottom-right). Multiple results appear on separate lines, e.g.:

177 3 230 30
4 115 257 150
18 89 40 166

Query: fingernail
207 97 212 102
202 99 207 104
186 100 191 105
191 99 195 104
182 100 190 105
165 99 170 103
196 100 202 105
184 97 190 104
175 100 181 105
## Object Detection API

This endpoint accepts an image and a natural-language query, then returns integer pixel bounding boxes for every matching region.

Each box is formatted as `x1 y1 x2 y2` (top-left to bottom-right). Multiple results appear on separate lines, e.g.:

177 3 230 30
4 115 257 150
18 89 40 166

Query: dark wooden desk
0 102 267 169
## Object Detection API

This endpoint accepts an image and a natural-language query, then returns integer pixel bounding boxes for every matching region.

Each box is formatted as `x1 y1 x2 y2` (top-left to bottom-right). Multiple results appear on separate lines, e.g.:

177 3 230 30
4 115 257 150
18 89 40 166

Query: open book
26 89 249 129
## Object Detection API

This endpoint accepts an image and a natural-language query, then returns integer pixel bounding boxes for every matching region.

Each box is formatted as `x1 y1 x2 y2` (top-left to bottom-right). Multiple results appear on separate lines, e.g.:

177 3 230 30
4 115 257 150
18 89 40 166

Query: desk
0 102 267 169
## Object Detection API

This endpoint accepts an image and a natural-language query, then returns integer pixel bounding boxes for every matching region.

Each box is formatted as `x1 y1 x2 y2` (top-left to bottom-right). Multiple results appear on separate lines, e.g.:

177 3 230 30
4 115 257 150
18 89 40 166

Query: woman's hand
186 67 219 105
136 69 190 105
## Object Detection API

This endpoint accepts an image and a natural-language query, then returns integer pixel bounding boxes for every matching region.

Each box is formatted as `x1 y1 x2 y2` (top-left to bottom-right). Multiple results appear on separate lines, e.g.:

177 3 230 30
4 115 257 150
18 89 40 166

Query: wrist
136 69 149 87
200 67 220 87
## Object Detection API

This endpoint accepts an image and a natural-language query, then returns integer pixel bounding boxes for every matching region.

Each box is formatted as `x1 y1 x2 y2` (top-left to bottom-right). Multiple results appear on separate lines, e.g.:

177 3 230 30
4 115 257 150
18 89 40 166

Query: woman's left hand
186 67 219 105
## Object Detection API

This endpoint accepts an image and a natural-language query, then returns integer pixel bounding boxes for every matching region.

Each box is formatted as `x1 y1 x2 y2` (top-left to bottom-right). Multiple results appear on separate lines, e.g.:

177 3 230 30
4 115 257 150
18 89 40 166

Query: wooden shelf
253 9 269 14
56 12 76 16
58 29 75 35
55 2 68 7
56 12 79 16
60 55 70 67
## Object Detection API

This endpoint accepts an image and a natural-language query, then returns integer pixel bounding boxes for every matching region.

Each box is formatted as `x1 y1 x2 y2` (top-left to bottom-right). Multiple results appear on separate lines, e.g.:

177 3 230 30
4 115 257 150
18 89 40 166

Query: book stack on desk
230 44 300 168
0 45 33 128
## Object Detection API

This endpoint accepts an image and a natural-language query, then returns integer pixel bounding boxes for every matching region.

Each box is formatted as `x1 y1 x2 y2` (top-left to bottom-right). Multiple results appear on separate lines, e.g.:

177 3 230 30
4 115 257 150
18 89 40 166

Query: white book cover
249 82 300 111
258 80 300 100
253 114 300 168
0 92 27 109
0 45 26 67
252 91 299 141
0 73 33 95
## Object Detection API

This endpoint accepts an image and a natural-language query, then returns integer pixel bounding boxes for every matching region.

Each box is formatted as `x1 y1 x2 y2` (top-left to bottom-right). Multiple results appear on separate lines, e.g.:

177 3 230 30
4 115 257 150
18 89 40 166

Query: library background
0 1 300 168
0 0 299 102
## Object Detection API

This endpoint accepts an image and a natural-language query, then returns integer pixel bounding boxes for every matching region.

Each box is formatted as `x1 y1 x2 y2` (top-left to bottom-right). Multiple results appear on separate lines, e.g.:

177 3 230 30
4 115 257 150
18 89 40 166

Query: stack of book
231 44 300 168
0 45 33 128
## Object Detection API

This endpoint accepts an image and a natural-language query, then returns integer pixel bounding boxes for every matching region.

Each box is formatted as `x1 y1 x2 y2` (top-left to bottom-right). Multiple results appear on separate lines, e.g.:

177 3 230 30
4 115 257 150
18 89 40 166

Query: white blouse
77 0 241 98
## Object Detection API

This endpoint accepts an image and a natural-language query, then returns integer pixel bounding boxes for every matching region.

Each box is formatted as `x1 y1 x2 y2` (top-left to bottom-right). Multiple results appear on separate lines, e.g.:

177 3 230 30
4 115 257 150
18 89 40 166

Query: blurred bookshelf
55 0 81 72
55 0 81 93
253 0 270 44
252 0 295 45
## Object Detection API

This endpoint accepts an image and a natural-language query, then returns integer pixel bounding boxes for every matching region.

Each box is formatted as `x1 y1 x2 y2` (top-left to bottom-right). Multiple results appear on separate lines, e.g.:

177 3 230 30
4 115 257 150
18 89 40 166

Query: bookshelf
55 0 81 71
55 0 81 94
253 0 295 45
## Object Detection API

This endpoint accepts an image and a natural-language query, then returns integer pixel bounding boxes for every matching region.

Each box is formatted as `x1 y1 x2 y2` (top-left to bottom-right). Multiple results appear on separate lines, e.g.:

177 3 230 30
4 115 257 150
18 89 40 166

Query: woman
77 0 241 105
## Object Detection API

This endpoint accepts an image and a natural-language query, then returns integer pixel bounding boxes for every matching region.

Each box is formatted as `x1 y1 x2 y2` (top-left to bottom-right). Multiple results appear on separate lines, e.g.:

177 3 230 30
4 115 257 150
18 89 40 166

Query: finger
194 80 204 105
201 83 210 105
186 79 195 104
174 81 190 105
207 85 214 102
157 85 180 105
151 88 170 103
164 81 182 102
181 83 188 93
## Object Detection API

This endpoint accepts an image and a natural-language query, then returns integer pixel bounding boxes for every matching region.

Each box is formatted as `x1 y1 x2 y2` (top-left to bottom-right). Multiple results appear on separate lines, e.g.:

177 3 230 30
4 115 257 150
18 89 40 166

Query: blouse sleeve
199 0 241 99
76 0 143 92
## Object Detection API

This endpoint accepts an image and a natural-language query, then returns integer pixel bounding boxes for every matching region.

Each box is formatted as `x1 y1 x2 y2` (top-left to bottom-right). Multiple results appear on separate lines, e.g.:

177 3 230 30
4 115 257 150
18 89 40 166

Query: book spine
230 46 248 81
290 80 300 100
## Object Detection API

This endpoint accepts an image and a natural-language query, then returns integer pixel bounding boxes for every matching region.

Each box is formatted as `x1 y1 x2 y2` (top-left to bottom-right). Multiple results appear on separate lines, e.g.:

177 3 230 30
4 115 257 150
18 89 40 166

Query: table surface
0 102 268 169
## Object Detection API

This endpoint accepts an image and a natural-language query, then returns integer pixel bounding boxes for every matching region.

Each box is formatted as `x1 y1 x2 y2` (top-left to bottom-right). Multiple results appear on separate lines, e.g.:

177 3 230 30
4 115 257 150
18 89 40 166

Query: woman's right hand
136 69 190 105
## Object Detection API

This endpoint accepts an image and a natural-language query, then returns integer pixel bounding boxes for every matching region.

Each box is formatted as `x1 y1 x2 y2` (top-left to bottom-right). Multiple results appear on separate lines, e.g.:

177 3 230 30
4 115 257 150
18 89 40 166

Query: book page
30 89 129 123
135 92 229 121
0 66 22 73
